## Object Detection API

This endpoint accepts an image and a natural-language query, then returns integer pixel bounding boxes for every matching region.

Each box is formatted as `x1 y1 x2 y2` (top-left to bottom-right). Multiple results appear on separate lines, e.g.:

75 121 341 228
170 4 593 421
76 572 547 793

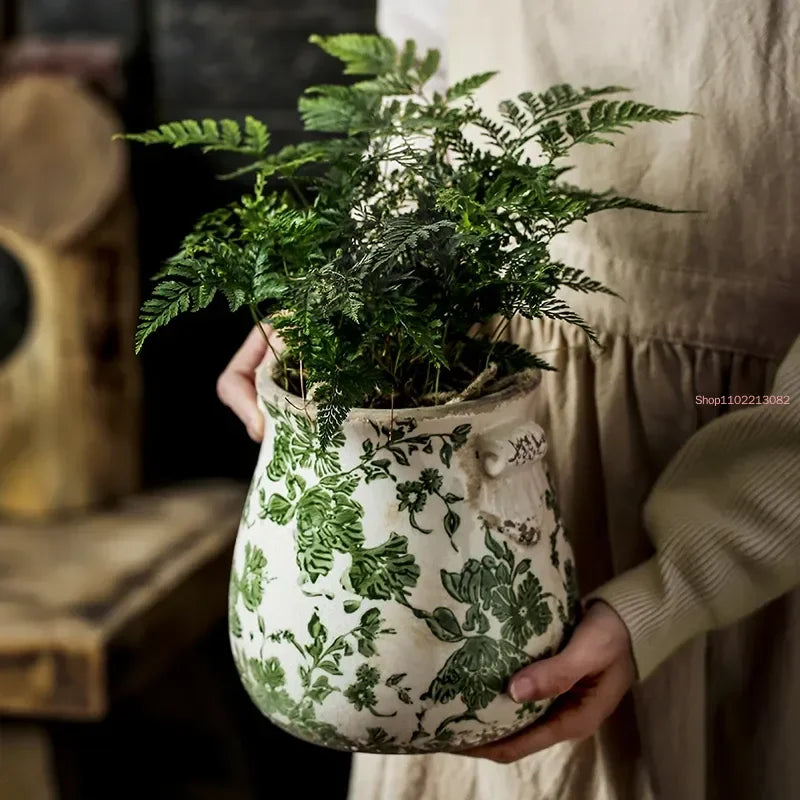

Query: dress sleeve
586 334 800 681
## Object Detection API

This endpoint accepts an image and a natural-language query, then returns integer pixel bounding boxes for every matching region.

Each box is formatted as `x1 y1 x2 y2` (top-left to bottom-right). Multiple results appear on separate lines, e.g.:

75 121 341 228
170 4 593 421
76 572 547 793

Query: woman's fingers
217 324 273 441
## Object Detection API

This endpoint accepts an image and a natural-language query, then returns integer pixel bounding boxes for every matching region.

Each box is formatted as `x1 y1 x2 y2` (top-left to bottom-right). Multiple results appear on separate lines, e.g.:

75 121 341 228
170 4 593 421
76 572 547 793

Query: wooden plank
0 722 58 799
0 481 246 718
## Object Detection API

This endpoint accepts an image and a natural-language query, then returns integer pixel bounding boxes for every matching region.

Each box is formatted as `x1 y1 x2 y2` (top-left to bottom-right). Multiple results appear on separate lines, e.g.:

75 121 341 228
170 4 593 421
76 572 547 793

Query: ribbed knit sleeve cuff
584 559 710 682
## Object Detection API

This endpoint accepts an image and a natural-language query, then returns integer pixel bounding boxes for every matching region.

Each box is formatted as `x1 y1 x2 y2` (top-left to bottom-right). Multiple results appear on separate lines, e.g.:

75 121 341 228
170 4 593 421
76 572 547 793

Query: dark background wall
5 0 376 486
2 2 377 797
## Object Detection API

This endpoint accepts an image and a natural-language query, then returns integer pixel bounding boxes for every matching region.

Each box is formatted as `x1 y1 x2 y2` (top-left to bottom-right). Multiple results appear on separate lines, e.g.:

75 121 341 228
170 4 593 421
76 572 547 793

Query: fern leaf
244 116 270 153
122 117 270 156
316 401 350 448
555 265 619 297
417 48 441 83
521 84 630 123
534 298 600 345
135 280 198 353
445 72 497 101
309 33 397 76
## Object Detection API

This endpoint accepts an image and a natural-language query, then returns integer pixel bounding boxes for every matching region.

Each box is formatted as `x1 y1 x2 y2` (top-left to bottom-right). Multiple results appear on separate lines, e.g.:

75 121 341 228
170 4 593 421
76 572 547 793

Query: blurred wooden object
0 73 140 518
0 482 244 718
0 481 245 799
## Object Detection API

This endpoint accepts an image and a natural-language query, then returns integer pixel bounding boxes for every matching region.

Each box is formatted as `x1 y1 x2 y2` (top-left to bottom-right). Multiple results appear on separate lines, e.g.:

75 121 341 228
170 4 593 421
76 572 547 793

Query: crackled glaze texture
229 367 579 753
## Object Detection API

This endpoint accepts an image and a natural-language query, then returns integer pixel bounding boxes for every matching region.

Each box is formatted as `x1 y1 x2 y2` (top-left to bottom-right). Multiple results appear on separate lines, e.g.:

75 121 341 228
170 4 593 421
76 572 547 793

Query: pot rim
255 359 542 422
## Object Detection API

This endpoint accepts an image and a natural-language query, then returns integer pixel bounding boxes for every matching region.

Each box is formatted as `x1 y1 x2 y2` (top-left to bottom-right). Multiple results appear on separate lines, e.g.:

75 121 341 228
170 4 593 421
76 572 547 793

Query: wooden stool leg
0 722 58 800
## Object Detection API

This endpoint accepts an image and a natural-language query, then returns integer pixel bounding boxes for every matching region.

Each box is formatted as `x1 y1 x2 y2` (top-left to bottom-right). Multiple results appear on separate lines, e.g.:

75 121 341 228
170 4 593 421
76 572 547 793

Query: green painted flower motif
294 484 365 582
419 468 443 493
345 664 379 711
423 636 528 710
239 542 269 612
264 402 345 480
491 573 553 649
345 533 420 601
345 664 396 717
397 481 426 513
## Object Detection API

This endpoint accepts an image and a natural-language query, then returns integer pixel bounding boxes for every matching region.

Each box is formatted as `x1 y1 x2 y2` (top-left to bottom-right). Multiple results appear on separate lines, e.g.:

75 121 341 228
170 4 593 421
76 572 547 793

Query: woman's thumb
508 647 584 703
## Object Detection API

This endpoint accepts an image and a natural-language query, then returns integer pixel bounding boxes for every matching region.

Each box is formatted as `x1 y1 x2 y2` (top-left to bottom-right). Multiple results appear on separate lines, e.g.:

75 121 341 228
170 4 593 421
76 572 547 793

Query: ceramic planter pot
229 364 579 753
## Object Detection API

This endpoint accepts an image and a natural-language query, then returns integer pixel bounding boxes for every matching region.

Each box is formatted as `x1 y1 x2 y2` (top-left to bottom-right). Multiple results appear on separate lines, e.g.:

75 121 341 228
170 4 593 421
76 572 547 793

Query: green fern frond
126 32 691 445
534 298 600 345
446 72 497 101
316 401 350 448
555 264 619 297
557 185 691 215
309 33 397 76
121 115 269 156
135 280 199 353
519 84 630 123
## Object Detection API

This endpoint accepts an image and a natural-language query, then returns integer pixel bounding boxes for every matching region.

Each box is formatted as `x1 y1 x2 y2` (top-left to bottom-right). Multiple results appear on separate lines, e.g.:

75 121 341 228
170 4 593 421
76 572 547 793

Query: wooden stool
0 482 246 798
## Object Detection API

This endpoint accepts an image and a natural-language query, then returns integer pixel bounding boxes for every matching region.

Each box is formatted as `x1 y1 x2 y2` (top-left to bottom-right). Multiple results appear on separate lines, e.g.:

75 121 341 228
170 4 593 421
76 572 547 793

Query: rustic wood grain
0 191 141 518
0 481 246 719
0 74 126 247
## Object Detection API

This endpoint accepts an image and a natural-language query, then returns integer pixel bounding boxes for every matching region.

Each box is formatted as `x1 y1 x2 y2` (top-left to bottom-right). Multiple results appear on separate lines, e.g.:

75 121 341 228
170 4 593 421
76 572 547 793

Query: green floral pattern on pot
229 366 579 753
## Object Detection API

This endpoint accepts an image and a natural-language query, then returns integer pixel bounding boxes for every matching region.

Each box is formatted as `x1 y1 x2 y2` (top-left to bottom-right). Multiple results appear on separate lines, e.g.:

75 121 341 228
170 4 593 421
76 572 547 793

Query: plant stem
286 176 309 208
248 304 281 363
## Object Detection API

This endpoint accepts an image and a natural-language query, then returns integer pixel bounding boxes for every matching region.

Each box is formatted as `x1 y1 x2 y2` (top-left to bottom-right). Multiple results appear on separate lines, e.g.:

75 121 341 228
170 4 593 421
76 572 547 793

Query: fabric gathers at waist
556 246 799 361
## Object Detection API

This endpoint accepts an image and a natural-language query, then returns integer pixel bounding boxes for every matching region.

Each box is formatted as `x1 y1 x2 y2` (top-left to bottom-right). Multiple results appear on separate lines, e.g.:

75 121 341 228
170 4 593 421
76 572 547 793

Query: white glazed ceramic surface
228 366 578 753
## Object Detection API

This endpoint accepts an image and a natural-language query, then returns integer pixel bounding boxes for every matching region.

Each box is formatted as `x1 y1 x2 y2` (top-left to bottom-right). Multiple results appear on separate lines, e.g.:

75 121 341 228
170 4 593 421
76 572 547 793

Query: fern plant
126 33 689 445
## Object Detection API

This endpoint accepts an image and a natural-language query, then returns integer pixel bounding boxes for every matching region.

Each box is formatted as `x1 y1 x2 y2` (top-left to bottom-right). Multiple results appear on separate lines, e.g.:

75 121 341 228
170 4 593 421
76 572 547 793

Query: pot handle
477 421 548 478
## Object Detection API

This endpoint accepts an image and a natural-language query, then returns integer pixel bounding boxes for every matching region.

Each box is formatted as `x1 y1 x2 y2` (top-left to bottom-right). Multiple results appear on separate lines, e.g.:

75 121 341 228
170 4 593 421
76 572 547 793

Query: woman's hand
463 601 635 763
216 324 273 441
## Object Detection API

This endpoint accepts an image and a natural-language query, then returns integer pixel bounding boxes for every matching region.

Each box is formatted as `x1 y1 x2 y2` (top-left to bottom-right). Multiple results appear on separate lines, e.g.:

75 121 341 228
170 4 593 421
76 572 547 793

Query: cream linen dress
349 1 800 798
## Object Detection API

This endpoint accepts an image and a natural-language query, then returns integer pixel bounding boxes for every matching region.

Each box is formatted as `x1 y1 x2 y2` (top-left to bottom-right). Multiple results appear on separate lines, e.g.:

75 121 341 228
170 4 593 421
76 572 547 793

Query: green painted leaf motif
386 672 406 687
306 611 327 660
285 472 307 501
297 486 364 550
240 543 269 611
308 675 336 704
265 492 294 524
563 559 581 622
366 727 396 746
346 533 420 601
440 559 497 607
266 447 290 482
343 599 361 614
443 509 460 538
484 527 506 560
230 606 243 638
295 524 335 582
439 441 453 467
388 446 410 466
356 637 377 658
250 657 286 690
549 527 560 568
424 636 528 710
424 606 463 642
450 424 472 448
319 473 359 495
318 660 344 676
352 607 387 657
294 485 365 582
464 603 490 634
